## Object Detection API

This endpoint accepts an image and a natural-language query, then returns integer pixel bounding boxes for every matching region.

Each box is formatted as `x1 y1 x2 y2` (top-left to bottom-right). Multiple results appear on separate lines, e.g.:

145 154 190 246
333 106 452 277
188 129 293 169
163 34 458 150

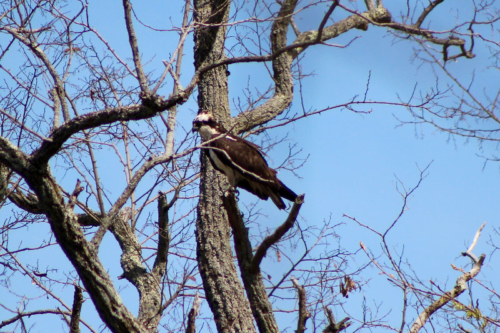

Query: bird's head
192 112 222 140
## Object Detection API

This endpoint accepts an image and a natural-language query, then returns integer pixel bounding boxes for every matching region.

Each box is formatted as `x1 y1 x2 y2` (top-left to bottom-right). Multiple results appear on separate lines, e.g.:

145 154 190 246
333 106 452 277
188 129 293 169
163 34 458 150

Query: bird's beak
192 124 199 133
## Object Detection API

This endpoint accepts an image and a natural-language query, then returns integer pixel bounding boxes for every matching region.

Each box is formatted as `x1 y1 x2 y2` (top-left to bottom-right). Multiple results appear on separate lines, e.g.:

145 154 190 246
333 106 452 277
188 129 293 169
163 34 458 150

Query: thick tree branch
14 166 148 332
286 6 391 60
231 0 298 133
0 163 9 205
193 0 259 329
30 98 187 167
77 212 102 227
0 137 30 173
222 192 280 333
110 213 163 330
230 3 391 134
409 254 485 333
338 4 472 60
364 0 376 12
462 221 486 262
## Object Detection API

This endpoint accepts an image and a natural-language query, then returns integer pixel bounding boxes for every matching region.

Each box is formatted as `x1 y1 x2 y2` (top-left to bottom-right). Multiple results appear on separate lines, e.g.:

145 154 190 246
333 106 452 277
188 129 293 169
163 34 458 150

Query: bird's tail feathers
278 181 298 202
269 192 286 210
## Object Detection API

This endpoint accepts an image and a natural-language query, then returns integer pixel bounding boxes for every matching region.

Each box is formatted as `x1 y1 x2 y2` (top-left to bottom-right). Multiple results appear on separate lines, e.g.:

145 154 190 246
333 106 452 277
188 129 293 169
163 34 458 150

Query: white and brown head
192 112 226 140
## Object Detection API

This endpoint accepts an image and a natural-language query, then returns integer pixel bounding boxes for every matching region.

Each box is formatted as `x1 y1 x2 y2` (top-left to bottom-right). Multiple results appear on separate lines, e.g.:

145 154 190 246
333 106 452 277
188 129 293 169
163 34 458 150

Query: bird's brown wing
210 135 277 183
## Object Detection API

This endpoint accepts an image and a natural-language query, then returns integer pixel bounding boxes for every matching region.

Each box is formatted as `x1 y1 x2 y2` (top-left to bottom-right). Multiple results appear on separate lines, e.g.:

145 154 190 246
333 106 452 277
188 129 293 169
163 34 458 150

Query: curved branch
414 0 444 28
251 194 305 272
30 88 191 167
0 309 71 329
231 0 298 133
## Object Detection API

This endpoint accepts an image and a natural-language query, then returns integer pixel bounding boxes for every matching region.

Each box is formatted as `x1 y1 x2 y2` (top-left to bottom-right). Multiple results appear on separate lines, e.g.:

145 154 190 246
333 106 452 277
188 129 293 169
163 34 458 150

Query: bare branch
186 292 201 333
317 1 339 43
409 222 487 333
0 108 52 142
3 27 70 123
70 286 84 333
414 0 445 28
251 194 305 272
122 0 150 94
462 222 486 262
67 179 84 211
322 307 351 333
364 0 376 12
0 310 71 329
222 192 280 332
291 276 311 333
152 191 171 279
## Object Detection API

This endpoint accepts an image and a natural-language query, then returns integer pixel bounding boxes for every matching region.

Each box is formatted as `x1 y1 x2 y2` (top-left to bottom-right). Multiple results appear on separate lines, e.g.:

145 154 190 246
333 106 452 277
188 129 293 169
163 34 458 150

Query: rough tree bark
193 0 257 332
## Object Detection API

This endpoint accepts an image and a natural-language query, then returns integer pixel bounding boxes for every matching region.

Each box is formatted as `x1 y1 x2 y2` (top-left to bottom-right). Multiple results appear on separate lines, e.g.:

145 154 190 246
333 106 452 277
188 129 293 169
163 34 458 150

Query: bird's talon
223 187 239 200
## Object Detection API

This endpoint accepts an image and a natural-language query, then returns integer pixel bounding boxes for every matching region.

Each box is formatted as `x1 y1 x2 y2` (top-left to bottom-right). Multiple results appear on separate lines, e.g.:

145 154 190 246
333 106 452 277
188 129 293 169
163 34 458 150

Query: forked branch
322 307 351 333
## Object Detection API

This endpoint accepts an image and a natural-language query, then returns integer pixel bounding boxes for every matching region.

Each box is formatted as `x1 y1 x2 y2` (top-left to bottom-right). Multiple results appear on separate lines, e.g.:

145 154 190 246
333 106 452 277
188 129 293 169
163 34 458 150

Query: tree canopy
0 0 499 332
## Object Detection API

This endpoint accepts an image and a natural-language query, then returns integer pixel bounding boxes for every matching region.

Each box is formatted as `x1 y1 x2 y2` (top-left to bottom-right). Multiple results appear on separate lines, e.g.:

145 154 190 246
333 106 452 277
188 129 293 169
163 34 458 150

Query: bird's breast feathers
208 149 237 185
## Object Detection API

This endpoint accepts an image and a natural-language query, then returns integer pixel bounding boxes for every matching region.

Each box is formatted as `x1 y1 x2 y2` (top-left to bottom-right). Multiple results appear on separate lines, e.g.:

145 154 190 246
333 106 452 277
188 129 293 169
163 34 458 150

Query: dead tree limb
291 276 311 333
409 223 487 333
322 307 351 333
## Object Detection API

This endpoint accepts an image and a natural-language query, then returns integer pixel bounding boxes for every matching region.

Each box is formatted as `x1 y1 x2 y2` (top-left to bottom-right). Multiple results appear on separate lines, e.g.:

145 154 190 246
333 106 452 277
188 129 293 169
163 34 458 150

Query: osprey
192 112 298 209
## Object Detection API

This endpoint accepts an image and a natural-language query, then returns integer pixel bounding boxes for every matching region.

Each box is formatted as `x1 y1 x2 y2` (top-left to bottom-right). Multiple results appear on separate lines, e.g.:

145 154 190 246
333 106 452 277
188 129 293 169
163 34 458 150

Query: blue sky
0 0 498 332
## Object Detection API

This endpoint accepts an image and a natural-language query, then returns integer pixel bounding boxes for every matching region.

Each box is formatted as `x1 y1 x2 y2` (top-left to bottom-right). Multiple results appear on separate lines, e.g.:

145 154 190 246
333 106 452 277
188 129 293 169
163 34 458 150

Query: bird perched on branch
192 111 298 209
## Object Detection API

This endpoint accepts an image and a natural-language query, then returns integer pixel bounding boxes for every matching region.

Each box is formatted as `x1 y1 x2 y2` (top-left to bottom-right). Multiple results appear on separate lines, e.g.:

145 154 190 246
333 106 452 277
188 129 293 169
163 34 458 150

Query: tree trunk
193 0 256 332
